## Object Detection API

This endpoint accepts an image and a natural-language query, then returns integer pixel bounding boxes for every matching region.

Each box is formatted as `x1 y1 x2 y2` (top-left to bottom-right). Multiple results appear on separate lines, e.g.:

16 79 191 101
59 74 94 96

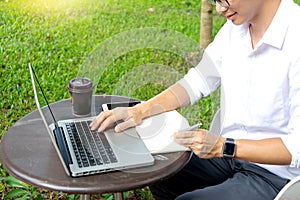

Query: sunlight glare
26 0 84 13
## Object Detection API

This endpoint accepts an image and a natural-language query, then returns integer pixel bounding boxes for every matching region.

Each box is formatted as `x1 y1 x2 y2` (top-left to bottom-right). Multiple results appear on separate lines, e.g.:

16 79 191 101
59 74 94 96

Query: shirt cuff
281 135 300 168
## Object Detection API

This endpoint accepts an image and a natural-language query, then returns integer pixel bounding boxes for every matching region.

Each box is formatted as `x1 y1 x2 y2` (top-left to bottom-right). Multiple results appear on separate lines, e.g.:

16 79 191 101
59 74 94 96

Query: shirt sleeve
177 21 233 104
282 56 300 168
178 50 221 104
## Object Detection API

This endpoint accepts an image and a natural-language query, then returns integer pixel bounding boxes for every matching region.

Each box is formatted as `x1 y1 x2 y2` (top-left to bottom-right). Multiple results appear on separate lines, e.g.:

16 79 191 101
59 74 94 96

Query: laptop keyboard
66 121 118 168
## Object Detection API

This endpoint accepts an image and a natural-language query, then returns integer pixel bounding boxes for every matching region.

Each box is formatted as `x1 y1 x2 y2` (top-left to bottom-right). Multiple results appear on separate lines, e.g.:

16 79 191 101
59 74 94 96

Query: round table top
0 95 191 194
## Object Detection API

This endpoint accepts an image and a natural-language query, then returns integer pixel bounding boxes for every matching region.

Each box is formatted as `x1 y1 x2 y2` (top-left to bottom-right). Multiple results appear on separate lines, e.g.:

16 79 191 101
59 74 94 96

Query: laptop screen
29 64 59 127
29 63 75 175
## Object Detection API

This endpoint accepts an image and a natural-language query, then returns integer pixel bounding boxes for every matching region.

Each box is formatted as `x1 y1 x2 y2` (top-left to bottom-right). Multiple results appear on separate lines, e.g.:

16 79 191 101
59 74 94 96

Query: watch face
223 139 235 157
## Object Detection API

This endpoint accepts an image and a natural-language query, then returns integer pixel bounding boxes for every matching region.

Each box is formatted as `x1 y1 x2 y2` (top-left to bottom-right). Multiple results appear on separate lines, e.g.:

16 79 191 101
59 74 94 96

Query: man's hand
174 129 223 158
90 107 143 133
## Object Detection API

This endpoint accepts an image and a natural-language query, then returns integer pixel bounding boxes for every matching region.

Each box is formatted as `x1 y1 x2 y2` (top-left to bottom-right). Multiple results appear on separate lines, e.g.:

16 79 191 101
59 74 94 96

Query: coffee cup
67 77 94 117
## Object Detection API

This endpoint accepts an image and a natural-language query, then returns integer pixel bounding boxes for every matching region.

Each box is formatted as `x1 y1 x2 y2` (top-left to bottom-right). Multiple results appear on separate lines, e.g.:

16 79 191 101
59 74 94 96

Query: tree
200 0 213 49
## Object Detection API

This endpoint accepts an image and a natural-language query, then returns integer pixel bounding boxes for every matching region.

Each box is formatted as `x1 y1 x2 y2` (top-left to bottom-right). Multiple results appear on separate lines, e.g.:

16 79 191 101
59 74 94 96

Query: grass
0 0 222 199
2 0 300 199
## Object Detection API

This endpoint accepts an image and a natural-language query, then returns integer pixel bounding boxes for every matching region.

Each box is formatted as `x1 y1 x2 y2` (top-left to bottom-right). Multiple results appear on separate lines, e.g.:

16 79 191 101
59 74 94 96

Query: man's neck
249 0 281 48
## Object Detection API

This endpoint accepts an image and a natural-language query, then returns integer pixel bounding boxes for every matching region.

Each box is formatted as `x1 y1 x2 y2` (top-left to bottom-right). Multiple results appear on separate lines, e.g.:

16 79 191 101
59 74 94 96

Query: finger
90 111 113 131
174 131 197 139
174 131 196 147
90 113 104 130
174 137 194 147
114 119 136 132
97 114 116 132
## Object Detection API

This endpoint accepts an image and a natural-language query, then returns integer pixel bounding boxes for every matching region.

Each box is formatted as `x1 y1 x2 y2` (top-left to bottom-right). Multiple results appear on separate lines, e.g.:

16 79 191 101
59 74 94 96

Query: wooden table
0 95 191 199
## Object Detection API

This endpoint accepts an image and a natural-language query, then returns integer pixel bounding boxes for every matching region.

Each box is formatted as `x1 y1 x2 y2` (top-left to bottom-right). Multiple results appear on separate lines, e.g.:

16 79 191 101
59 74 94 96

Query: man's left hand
174 129 223 158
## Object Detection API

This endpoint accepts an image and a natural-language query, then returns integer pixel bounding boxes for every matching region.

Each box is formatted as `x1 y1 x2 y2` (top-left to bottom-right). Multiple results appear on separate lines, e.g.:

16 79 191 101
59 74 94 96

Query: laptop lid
29 63 72 176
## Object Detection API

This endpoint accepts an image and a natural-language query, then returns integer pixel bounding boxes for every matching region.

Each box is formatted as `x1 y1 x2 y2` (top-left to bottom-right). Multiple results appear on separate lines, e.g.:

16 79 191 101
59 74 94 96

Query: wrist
217 137 226 157
133 101 151 120
135 100 166 119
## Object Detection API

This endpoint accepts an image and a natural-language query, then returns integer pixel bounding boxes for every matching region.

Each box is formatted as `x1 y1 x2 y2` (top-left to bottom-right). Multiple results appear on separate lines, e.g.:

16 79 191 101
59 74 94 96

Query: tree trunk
200 0 213 49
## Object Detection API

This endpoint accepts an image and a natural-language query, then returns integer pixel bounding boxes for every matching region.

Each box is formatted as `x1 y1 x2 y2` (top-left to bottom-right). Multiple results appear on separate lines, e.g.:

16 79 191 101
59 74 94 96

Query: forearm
135 83 190 120
233 138 292 165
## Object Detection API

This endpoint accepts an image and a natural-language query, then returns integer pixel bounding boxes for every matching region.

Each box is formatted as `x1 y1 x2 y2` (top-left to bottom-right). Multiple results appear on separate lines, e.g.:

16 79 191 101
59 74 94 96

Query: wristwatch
222 138 236 158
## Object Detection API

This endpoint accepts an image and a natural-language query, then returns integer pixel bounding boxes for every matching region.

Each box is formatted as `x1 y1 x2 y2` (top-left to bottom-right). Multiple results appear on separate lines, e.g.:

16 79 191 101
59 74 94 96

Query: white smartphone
101 101 142 111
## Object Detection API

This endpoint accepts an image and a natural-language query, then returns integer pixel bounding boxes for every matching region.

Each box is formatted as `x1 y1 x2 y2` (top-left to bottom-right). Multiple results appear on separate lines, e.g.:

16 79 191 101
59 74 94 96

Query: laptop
29 63 154 177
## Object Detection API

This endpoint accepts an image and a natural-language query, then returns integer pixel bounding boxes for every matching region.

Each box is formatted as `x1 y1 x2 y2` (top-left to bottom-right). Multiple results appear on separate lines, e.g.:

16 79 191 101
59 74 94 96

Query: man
90 0 300 199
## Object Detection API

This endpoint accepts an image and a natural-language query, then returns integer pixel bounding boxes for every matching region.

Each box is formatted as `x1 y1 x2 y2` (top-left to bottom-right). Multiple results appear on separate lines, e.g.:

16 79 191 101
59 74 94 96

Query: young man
90 0 300 199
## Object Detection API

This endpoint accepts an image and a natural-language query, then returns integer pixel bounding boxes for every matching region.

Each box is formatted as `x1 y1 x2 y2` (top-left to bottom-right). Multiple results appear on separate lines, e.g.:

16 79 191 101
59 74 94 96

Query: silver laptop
29 64 154 177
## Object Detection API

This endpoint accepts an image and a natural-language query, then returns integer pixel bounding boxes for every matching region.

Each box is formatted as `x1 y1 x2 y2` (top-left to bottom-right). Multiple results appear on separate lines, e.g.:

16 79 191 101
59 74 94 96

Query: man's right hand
90 106 144 133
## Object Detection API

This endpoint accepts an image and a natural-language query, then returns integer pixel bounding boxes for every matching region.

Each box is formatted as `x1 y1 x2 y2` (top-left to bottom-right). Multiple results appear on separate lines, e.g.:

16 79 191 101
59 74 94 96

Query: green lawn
2 0 299 199
0 0 224 198
0 0 221 136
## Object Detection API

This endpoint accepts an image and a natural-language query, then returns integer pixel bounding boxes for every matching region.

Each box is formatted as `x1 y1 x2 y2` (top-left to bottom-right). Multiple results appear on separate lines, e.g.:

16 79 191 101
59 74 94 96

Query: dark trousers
150 153 289 200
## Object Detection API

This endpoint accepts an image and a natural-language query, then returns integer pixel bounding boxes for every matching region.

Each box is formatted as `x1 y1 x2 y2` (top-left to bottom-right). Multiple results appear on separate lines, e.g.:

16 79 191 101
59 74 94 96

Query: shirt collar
236 0 290 50
261 0 290 49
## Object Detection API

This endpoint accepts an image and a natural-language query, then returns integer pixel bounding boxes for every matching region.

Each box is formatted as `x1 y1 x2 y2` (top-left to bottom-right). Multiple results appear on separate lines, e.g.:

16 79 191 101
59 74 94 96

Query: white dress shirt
178 0 300 180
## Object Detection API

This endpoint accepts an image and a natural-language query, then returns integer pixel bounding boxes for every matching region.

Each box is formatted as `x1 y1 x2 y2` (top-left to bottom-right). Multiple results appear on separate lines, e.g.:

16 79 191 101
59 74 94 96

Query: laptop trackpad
104 128 148 154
